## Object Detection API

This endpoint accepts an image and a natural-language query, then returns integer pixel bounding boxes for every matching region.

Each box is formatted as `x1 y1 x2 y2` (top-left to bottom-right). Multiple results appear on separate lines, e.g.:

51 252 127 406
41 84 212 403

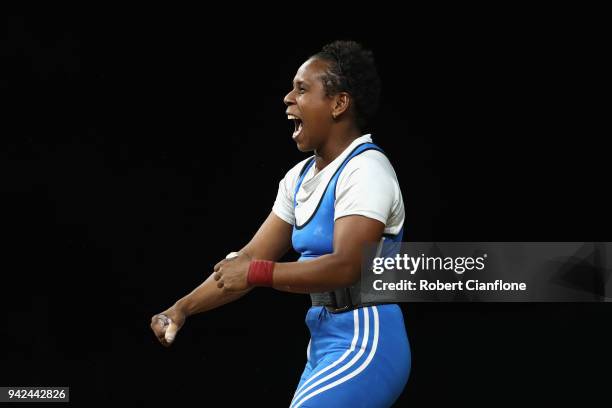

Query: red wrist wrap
247 260 275 287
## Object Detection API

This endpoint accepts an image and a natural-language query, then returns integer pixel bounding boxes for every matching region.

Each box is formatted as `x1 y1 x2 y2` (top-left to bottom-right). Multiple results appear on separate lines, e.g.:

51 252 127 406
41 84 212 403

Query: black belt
310 286 387 314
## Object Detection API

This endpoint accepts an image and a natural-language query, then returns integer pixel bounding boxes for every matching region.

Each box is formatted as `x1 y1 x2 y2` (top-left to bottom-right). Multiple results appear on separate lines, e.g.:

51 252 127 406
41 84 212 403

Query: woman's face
284 58 335 152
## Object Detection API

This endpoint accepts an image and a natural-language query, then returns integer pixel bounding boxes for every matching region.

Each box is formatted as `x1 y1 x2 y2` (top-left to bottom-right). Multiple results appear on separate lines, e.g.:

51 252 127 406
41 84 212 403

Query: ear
331 92 351 120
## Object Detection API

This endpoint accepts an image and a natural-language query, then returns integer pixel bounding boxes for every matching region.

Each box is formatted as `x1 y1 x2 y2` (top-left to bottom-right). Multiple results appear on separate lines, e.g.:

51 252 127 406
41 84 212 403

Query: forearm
173 216 292 316
175 270 252 316
271 253 358 294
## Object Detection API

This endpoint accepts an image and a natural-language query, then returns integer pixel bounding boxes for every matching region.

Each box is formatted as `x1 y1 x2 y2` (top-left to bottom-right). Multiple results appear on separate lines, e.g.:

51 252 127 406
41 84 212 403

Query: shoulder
340 148 398 182
280 155 315 186
333 147 404 228
288 155 315 177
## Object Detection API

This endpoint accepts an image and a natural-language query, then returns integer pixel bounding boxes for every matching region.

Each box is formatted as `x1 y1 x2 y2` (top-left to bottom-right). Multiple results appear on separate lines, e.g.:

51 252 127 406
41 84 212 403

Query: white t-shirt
272 134 405 236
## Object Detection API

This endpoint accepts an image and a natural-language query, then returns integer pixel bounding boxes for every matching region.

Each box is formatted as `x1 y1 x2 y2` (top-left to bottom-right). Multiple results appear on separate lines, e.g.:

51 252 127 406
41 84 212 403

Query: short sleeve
334 153 401 228
272 174 296 225
271 156 314 225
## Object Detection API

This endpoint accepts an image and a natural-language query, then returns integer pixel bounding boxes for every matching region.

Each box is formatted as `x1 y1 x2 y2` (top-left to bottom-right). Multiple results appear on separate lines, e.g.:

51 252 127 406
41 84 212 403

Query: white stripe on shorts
291 307 371 407
293 306 380 408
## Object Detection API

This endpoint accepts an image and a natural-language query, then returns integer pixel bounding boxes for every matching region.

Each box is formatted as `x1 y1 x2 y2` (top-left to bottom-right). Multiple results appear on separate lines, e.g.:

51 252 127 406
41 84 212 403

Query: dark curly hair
313 40 381 131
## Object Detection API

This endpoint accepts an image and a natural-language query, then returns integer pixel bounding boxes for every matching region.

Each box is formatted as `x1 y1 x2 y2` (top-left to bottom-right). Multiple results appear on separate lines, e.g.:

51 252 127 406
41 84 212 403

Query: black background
1 9 608 407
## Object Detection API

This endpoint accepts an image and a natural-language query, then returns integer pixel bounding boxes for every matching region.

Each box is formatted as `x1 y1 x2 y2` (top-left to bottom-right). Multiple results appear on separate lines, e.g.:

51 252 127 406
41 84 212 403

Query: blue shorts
290 304 411 407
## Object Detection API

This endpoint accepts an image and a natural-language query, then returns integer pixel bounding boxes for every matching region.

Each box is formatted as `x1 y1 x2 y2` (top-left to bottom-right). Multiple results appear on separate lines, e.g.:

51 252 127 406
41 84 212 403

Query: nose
283 89 295 106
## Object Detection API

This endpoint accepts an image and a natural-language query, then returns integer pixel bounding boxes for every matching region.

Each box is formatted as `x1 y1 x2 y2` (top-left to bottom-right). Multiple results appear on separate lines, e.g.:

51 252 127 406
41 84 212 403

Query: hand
213 251 252 291
150 305 187 347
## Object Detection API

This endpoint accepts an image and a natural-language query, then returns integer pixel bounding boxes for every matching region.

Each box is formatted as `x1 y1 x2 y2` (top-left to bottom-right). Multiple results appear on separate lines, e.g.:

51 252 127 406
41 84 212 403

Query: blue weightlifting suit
289 142 411 408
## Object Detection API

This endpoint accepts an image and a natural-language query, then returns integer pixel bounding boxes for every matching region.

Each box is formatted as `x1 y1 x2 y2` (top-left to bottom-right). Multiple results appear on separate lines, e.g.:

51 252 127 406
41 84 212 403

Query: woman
151 40 411 407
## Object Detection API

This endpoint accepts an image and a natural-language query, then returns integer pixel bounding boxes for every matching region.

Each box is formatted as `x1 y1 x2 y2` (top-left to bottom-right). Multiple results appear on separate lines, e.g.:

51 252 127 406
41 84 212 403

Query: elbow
335 257 362 288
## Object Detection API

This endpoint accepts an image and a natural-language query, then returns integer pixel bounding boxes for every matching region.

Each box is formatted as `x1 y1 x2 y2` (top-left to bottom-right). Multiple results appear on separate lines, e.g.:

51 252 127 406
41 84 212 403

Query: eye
298 87 306 94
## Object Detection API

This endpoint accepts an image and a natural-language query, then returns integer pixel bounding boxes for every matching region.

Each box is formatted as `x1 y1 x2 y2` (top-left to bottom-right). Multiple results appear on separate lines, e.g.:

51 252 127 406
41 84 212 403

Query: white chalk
225 251 239 260
165 321 177 343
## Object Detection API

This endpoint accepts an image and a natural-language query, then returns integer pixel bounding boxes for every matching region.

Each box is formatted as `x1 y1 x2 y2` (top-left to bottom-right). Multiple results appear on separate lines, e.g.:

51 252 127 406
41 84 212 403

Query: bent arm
175 211 293 316
271 215 384 294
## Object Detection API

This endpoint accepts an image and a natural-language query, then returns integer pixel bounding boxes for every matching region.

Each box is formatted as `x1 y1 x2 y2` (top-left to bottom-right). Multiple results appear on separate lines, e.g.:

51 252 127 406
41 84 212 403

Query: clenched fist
150 306 186 347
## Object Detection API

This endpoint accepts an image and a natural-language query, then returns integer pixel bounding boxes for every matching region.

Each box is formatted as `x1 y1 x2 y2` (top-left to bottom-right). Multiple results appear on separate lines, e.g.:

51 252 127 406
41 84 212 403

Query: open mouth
288 114 303 139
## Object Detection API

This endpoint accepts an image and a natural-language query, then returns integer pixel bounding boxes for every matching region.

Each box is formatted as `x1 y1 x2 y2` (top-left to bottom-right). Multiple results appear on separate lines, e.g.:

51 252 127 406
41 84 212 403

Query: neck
314 125 362 172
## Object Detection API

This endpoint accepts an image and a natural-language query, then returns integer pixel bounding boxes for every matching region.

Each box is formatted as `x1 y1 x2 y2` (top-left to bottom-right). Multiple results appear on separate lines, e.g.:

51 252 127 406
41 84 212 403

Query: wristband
247 260 275 287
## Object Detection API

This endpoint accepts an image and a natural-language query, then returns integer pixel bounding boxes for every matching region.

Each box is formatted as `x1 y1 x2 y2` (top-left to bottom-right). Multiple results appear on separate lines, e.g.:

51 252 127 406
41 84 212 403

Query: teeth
287 114 299 120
